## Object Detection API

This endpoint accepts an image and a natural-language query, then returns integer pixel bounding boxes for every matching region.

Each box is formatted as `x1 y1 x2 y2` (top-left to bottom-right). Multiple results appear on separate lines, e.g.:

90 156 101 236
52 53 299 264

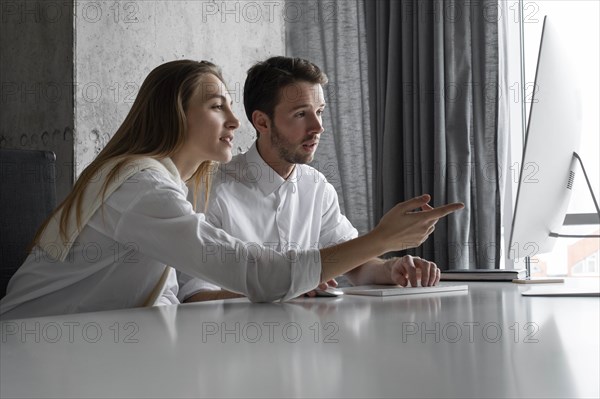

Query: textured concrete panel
74 0 285 176
1 0 74 202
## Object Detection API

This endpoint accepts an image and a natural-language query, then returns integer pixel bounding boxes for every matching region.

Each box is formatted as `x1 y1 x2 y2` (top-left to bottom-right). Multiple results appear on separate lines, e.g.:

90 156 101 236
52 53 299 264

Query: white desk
1 281 599 398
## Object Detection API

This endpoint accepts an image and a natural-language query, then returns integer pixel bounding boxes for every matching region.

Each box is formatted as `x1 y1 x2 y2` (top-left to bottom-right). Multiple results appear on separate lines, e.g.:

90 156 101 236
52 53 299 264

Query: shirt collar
159 157 190 196
160 157 185 185
245 142 298 197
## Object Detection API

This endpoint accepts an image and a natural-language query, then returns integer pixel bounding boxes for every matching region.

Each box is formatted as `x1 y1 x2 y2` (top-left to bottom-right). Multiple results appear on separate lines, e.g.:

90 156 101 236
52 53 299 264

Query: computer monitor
508 16 583 261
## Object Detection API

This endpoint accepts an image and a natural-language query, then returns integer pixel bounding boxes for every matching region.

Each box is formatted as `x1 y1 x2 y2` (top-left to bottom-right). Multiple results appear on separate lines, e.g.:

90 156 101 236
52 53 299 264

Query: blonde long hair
31 60 223 248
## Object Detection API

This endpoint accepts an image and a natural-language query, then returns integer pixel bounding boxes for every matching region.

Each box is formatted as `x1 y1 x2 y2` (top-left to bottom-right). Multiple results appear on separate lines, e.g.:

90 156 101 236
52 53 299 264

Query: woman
0 60 462 319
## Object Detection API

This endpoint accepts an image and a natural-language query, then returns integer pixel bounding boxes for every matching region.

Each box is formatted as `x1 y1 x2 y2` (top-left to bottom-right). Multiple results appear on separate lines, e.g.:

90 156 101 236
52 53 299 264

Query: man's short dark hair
243 56 328 132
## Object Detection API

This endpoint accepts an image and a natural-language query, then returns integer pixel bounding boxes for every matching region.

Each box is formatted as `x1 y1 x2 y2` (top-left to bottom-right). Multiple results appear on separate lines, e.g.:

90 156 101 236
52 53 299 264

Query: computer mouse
314 287 344 297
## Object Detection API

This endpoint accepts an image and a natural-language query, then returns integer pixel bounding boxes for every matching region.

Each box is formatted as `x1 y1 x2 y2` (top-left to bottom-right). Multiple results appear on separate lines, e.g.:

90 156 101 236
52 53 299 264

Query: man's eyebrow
289 103 327 112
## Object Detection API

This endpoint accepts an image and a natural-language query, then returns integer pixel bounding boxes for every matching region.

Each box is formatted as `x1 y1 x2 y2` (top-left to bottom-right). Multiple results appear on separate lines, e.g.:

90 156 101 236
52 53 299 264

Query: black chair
0 149 57 298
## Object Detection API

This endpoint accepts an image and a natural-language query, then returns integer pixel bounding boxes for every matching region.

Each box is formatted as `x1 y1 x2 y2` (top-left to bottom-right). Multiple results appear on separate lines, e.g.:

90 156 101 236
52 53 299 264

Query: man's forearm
345 258 393 286
183 290 245 303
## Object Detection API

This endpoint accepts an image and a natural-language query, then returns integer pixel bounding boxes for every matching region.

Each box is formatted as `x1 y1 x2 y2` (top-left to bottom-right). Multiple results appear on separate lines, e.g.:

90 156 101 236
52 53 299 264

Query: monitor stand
512 256 564 284
513 152 599 285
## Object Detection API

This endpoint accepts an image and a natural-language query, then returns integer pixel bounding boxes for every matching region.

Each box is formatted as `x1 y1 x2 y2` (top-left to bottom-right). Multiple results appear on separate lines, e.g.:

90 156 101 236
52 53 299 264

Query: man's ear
252 110 271 137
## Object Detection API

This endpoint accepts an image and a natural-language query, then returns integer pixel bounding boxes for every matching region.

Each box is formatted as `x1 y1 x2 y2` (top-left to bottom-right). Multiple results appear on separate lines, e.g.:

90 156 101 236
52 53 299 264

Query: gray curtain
285 0 374 235
366 0 504 269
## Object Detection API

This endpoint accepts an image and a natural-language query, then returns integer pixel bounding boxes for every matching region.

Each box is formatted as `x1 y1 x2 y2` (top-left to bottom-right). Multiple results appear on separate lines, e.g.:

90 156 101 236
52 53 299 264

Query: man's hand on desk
385 255 441 287
346 254 441 287
303 278 338 297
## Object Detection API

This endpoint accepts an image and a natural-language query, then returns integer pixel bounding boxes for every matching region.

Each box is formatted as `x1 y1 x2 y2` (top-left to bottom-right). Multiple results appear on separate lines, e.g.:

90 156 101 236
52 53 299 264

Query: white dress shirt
178 143 358 300
0 162 321 319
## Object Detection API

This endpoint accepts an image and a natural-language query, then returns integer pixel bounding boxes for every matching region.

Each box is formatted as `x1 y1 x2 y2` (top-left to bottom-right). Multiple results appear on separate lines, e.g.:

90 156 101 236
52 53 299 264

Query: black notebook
441 269 527 281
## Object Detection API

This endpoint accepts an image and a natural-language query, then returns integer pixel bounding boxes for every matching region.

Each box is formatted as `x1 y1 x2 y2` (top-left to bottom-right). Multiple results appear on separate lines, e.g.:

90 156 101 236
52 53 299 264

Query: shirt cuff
281 249 322 301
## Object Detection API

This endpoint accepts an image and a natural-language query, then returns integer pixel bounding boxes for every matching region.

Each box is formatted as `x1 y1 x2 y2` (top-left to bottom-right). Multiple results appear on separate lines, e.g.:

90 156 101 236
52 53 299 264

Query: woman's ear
252 110 271 137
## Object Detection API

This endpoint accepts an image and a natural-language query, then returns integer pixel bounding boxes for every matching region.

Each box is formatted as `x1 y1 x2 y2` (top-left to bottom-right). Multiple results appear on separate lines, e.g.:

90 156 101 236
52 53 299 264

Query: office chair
0 149 57 298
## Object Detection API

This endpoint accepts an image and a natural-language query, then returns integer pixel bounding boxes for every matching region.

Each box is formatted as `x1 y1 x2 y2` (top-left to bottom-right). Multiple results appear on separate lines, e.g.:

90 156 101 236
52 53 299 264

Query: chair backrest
0 149 57 298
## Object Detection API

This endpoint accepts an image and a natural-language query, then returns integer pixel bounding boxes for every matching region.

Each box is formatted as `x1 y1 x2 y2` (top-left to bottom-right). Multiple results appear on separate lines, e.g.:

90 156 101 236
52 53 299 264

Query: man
178 56 440 302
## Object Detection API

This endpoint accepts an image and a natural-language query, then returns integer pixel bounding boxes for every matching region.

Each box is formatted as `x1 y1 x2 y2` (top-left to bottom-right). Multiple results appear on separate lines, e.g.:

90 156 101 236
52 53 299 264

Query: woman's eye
296 112 305 118
212 104 224 110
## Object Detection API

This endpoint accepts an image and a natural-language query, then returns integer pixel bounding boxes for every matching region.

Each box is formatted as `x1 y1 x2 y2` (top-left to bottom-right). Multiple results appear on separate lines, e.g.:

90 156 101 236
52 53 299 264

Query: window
571 252 600 276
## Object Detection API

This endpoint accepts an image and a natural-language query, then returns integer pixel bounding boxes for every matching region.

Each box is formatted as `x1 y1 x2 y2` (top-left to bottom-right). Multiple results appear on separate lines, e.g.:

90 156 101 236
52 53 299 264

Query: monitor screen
508 16 583 260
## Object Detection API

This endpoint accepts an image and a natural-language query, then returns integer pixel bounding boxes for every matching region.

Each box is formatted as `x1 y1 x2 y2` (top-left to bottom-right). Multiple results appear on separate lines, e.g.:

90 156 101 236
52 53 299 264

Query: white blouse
0 165 321 320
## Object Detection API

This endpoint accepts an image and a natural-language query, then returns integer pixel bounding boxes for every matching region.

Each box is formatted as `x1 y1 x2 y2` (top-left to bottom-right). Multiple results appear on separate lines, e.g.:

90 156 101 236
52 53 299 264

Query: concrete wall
1 0 285 196
1 0 74 202
74 0 285 176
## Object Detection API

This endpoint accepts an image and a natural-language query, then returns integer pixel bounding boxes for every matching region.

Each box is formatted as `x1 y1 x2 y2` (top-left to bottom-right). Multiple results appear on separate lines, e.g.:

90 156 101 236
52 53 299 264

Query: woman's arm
114 174 461 302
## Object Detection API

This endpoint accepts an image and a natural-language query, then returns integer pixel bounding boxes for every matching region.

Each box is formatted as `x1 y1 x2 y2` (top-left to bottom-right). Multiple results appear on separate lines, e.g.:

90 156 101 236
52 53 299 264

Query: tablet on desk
441 269 527 281
342 284 469 297
521 286 600 297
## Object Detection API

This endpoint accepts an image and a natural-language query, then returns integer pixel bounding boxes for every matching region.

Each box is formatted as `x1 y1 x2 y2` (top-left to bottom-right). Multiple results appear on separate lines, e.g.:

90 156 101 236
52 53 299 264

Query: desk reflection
1 282 598 398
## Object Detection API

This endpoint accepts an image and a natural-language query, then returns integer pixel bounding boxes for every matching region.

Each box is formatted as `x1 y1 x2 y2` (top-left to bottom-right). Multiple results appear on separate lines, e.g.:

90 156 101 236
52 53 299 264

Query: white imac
508 16 599 283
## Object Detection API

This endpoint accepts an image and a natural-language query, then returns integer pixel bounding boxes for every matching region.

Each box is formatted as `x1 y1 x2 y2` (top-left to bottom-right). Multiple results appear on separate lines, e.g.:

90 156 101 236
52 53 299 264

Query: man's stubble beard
270 123 315 165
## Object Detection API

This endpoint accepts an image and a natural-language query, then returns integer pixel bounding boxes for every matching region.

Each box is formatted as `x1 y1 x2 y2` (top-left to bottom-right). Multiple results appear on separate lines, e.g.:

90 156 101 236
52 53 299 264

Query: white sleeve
114 175 321 302
319 183 359 248
177 182 225 301
157 268 180 306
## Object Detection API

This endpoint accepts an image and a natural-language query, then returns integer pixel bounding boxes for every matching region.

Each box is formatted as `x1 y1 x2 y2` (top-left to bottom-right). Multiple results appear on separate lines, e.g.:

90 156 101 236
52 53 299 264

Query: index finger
424 202 464 220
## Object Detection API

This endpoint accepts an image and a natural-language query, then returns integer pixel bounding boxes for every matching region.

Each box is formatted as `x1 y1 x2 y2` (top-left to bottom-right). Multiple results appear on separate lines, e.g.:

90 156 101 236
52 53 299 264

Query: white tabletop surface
1 280 599 398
